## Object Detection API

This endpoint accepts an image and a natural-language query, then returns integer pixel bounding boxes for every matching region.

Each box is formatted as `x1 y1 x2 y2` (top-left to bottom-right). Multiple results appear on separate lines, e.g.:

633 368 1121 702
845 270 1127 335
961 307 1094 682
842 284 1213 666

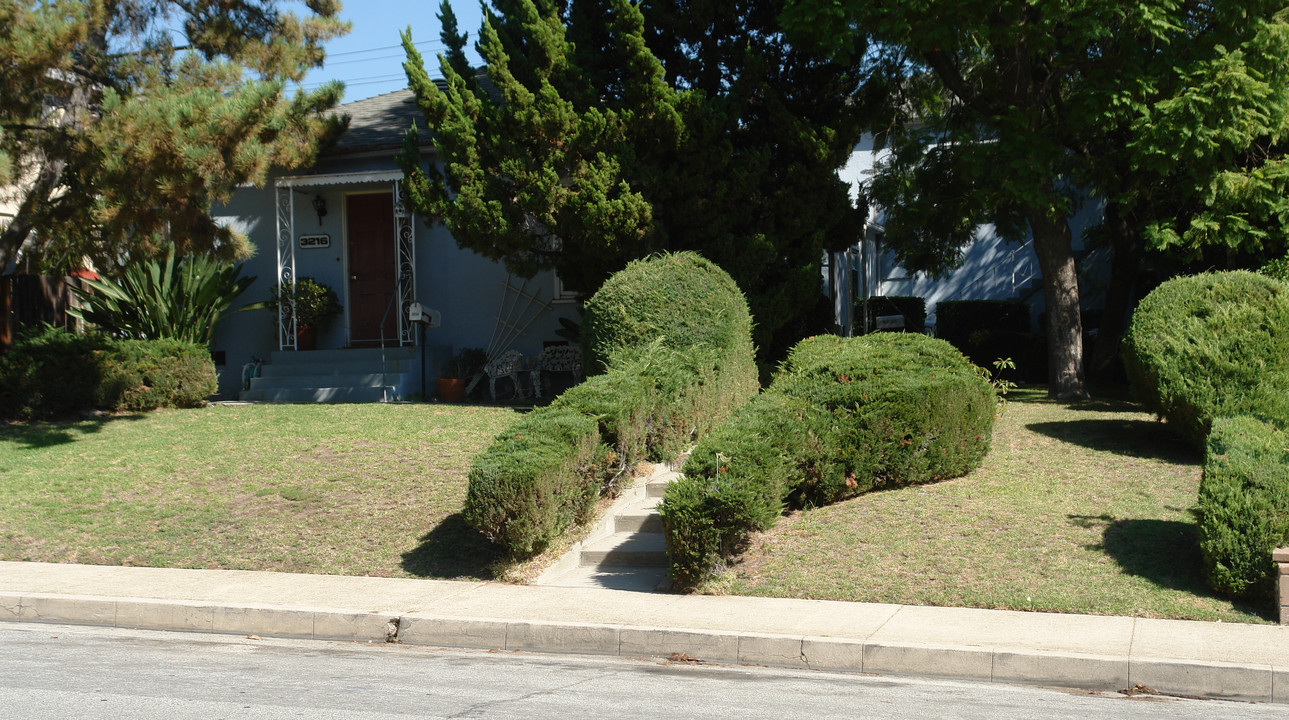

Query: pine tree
0 0 350 272
401 0 866 359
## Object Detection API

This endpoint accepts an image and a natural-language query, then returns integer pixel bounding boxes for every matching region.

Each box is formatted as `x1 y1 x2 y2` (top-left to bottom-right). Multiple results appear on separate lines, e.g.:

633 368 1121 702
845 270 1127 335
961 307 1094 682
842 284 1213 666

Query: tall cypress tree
401 0 866 360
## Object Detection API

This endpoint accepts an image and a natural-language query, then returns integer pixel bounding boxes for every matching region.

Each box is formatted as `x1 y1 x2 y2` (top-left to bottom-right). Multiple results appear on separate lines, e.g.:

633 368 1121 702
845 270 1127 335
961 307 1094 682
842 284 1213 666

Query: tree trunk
1089 203 1142 385
1027 209 1088 400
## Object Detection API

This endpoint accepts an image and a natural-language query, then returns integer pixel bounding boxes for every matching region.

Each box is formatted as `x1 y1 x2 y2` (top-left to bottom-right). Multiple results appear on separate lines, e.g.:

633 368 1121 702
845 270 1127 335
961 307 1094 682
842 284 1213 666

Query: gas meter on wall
408 302 441 328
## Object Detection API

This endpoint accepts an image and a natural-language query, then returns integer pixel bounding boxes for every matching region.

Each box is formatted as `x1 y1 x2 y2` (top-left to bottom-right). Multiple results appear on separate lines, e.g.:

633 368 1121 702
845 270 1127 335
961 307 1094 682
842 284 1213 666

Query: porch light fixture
311 194 327 225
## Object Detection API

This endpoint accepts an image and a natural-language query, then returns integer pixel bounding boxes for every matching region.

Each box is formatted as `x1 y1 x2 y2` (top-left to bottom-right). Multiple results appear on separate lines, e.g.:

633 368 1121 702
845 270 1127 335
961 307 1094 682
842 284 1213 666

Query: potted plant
437 347 486 402
266 277 342 351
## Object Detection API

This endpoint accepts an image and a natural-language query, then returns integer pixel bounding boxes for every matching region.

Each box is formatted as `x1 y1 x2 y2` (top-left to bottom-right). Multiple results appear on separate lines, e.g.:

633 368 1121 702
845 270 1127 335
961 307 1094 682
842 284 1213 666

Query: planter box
1276 547 1289 625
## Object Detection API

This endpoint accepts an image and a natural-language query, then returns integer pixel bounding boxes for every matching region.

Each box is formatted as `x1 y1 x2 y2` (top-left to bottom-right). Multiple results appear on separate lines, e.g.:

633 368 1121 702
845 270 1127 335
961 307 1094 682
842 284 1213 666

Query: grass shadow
1071 514 1274 621
401 512 502 580
0 413 148 450
1027 417 1198 464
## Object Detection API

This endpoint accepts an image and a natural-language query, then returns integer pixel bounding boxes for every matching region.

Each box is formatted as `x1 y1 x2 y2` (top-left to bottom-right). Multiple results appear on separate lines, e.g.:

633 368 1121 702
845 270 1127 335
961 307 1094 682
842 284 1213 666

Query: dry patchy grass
699 388 1271 623
0 403 517 579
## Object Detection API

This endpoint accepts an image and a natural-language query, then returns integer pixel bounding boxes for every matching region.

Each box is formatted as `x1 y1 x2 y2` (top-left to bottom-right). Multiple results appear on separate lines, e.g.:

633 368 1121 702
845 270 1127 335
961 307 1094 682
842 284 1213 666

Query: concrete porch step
239 386 395 404
248 373 411 390
258 359 413 377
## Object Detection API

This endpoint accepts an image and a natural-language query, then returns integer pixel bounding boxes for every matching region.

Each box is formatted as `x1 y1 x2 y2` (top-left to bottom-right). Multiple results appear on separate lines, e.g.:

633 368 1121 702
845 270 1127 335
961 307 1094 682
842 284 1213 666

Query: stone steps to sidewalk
536 465 679 592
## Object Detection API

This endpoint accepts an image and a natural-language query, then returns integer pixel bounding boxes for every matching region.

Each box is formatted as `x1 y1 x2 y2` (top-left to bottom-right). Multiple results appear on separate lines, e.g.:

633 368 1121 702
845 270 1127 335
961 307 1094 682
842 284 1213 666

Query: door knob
351 275 358 280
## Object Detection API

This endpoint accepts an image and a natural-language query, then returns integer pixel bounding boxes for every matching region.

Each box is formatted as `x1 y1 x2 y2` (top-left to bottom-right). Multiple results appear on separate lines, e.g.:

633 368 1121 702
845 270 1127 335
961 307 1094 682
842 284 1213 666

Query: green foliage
1121 271 1289 450
463 407 607 557
1197 416 1289 599
463 252 759 558
67 247 257 344
266 277 342 332
95 338 218 412
0 1 349 271
1261 253 1289 283
860 296 926 334
0 327 215 420
782 0 1289 399
401 0 865 361
581 251 756 374
661 333 995 588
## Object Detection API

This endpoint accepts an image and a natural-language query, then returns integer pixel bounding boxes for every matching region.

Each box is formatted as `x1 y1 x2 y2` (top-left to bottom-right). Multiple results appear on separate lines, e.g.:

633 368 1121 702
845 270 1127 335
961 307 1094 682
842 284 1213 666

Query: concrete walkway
2 560 1286 703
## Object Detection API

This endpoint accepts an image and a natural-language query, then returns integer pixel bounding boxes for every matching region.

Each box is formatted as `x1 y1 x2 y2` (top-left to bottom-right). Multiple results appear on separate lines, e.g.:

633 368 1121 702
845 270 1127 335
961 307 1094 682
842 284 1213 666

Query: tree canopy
783 0 1289 398
0 0 351 273
400 0 866 359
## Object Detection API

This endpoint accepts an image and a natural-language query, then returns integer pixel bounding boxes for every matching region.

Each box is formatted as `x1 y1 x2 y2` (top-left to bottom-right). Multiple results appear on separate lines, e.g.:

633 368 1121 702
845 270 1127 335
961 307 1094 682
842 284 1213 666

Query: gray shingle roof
326 85 434 154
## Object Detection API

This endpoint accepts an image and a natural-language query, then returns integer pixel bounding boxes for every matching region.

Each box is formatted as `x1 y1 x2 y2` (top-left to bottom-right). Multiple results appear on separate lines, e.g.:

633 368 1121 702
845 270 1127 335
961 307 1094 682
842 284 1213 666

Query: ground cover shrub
0 327 216 420
661 333 995 588
1197 415 1289 600
463 252 759 558
1121 271 1289 450
859 295 926 333
97 338 218 411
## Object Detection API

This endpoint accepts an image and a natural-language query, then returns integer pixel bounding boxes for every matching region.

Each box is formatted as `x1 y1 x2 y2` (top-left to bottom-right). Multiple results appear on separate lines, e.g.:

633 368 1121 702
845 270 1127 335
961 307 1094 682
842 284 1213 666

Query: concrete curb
3 590 1285 703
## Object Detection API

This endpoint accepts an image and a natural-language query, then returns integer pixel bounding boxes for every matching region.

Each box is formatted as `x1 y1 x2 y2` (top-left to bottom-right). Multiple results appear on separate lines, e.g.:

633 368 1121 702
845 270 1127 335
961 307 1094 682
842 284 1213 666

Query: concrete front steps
537 466 679 592
239 347 418 403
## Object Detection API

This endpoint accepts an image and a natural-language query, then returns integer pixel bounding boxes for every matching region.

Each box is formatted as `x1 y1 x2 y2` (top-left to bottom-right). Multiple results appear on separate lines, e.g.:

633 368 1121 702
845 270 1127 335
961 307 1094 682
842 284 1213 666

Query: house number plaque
299 234 331 249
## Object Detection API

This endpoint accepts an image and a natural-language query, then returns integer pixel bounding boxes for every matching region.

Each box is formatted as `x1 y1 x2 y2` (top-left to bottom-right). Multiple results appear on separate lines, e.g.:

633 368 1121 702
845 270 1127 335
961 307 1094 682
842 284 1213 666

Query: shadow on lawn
401 512 502 580
1071 514 1274 621
0 413 147 450
1026 417 1198 464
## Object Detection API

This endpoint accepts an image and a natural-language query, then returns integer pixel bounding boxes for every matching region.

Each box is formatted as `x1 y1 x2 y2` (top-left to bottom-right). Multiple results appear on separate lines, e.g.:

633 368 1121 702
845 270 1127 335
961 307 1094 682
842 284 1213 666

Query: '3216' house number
299 234 330 249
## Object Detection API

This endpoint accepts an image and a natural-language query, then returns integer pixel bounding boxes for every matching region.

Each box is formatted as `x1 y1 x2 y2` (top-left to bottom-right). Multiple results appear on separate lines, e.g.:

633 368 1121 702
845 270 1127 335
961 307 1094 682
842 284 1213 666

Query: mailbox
408 302 441 328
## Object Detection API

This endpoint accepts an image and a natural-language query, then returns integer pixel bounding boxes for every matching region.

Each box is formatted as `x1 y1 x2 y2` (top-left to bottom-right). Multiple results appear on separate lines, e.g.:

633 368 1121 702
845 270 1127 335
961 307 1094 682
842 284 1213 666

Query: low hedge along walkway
659 333 997 589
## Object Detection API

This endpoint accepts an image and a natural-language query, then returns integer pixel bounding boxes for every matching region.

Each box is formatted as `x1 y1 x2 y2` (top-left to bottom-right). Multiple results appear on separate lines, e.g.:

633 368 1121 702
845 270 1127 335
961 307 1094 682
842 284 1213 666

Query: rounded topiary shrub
581 251 756 375
1197 415 1289 599
1121 271 1289 449
661 332 996 588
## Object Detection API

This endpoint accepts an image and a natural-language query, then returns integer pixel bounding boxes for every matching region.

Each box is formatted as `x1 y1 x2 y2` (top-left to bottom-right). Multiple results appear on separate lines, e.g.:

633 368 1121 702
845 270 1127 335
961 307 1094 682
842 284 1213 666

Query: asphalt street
0 624 1281 720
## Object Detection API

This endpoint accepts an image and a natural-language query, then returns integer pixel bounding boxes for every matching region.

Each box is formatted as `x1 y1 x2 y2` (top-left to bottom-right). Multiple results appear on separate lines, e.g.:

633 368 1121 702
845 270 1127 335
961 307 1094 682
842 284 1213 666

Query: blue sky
300 1 486 104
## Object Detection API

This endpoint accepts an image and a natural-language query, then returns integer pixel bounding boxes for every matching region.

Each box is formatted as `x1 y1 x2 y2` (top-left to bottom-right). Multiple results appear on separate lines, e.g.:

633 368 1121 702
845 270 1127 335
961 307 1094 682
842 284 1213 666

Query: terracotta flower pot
296 325 319 351
437 377 466 403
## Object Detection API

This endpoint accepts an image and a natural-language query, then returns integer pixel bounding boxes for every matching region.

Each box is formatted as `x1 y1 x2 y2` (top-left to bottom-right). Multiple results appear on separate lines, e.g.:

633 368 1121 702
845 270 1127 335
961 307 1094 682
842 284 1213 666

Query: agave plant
68 246 260 345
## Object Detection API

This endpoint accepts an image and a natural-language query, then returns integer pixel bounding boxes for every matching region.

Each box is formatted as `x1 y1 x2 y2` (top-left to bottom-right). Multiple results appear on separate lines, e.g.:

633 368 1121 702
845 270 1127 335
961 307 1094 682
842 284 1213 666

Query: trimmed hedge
660 333 996 588
463 252 759 558
582 251 756 374
1121 271 1289 450
0 327 216 420
1197 416 1289 600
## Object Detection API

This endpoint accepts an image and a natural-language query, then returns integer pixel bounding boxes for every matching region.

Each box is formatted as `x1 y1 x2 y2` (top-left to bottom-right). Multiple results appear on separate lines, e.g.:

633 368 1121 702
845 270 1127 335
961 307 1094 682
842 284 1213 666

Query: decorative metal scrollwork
394 180 416 346
275 185 297 351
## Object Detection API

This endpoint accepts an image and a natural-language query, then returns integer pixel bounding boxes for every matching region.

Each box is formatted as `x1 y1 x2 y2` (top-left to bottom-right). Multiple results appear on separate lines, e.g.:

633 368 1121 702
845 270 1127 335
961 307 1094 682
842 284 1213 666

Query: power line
327 39 445 58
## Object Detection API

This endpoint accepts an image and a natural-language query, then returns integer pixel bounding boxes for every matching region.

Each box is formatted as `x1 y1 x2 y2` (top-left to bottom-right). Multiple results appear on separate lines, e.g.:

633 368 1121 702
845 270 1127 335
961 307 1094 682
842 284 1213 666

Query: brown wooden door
346 192 397 343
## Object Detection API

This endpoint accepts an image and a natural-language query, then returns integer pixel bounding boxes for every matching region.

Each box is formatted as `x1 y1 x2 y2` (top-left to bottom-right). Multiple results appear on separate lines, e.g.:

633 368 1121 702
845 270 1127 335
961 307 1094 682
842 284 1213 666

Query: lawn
697 388 1271 623
0 403 517 579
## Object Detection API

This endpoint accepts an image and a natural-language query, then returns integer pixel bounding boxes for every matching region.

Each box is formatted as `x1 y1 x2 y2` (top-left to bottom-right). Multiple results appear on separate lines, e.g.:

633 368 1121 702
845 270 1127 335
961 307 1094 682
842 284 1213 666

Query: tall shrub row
660 333 996 589
1122 270 1289 603
462 252 759 558
0 326 217 420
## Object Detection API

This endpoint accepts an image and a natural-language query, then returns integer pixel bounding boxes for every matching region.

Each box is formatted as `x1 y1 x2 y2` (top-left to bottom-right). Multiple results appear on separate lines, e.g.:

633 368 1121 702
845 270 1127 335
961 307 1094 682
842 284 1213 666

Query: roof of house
327 88 426 155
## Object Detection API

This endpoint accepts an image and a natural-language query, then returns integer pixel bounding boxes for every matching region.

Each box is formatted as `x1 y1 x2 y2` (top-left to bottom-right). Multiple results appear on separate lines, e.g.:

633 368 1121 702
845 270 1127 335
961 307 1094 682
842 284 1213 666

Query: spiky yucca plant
68 247 259 344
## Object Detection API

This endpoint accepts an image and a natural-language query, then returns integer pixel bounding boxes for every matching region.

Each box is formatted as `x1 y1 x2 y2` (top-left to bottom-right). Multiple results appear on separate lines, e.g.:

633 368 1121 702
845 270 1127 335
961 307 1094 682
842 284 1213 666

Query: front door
346 192 397 344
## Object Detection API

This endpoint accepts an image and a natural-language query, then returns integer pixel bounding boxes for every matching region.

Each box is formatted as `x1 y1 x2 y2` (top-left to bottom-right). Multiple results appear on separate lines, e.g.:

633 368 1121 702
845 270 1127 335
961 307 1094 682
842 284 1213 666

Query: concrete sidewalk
2 560 1286 703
